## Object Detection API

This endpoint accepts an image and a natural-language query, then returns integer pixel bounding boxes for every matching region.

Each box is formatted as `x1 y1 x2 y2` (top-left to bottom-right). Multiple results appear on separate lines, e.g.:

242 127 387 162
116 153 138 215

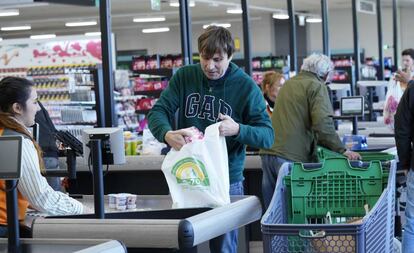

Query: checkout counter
337 120 395 150
0 238 125 253
61 155 265 247
30 195 261 252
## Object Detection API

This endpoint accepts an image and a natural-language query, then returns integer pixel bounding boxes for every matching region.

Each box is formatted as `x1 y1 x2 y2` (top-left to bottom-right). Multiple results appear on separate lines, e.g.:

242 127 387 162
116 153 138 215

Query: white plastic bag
161 122 230 208
383 77 404 130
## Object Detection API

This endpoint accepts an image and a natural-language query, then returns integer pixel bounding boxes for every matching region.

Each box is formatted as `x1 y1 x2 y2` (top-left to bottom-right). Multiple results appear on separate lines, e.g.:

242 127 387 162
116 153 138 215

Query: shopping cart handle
349 160 371 168
302 163 323 169
299 230 326 238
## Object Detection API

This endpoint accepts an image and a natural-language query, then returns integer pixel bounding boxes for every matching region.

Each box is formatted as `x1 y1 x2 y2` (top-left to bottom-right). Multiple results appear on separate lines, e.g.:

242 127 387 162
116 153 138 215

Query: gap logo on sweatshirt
185 93 232 122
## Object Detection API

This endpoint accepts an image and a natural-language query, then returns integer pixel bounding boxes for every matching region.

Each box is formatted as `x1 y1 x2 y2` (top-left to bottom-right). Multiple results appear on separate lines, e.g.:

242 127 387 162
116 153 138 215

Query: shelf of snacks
114 68 169 156
249 56 289 84
0 68 27 80
132 54 182 72
27 64 97 127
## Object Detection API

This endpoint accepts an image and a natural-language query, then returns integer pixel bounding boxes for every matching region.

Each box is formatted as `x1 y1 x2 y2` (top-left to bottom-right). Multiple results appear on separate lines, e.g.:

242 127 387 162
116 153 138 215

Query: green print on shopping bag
172 157 210 186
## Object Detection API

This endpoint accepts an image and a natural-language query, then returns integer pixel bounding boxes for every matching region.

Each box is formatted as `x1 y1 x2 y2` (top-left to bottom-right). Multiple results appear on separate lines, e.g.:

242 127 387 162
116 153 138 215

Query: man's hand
395 69 411 84
343 150 361 160
164 128 194 151
218 113 240 136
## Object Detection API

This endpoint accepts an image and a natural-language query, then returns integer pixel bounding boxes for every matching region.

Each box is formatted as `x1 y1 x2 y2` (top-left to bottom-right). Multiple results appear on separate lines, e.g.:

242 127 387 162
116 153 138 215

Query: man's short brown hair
402 48 414 60
198 26 235 59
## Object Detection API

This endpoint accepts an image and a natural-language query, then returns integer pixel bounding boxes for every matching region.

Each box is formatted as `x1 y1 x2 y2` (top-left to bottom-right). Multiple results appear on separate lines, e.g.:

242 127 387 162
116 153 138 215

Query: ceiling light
0 9 19 17
203 23 231 29
142 27 170 33
272 13 289 20
1 25 31 31
169 0 195 7
133 16 165 23
85 32 101 36
65 21 97 27
30 34 56 40
226 7 243 14
306 17 322 23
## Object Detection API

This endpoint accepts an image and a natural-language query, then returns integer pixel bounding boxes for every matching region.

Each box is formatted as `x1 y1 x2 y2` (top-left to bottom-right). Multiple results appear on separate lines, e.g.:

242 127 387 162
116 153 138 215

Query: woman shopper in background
383 48 414 130
0 77 85 237
261 71 285 116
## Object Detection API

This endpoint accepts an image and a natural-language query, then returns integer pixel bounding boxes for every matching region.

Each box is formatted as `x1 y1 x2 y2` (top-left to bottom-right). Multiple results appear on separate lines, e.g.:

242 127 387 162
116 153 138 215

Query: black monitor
341 96 364 117
0 136 23 180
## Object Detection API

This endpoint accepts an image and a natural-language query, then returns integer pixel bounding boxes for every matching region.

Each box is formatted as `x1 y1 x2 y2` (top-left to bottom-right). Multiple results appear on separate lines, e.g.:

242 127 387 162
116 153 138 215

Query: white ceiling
0 0 412 39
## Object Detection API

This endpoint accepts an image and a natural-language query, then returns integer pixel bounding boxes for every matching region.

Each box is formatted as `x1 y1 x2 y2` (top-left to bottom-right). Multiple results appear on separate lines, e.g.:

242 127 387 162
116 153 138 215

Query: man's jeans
403 169 414 252
43 157 62 191
260 154 291 210
209 181 244 253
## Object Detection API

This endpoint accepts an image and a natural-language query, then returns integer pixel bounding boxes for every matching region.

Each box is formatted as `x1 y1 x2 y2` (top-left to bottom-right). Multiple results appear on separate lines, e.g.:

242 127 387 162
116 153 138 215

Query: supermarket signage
0 35 102 68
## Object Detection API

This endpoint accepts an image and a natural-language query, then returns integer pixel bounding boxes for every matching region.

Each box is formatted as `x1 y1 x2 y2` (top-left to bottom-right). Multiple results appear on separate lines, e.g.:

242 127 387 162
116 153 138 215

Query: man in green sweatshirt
148 26 273 253
259 54 361 209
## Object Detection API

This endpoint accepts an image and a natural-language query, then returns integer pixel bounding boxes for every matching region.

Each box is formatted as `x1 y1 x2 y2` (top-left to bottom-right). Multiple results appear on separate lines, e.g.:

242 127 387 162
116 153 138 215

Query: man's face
200 51 232 80
402 55 414 70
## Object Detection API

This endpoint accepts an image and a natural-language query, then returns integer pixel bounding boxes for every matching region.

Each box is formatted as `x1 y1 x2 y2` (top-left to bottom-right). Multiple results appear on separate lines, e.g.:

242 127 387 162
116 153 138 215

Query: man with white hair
259 53 360 209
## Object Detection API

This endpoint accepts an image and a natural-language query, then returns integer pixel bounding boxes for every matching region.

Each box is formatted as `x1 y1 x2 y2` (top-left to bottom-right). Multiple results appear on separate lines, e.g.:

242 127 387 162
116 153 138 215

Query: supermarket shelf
36 88 69 93
136 109 151 114
132 68 175 77
134 90 163 96
59 122 96 126
252 67 284 72
114 95 144 101
43 101 96 106
117 110 135 116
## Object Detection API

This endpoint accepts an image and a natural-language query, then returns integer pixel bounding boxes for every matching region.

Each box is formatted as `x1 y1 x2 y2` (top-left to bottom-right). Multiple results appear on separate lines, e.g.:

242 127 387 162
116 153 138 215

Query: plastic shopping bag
161 122 230 208
383 78 404 130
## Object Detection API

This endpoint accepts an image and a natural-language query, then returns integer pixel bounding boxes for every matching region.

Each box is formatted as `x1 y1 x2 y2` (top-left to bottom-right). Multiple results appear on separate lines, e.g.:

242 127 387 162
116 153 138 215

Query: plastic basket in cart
317 146 395 163
284 158 388 224
261 160 396 253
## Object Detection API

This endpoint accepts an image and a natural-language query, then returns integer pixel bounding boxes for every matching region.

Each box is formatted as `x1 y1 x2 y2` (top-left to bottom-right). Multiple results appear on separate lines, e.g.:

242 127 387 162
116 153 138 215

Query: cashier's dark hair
198 26 235 59
0 76 45 171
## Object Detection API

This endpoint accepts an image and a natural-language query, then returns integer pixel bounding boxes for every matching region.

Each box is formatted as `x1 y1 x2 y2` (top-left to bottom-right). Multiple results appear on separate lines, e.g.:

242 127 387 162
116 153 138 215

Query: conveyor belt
31 195 262 249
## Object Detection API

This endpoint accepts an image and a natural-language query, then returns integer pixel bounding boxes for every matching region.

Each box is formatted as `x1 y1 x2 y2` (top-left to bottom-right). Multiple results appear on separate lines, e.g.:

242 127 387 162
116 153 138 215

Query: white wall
307 7 407 59
115 14 275 56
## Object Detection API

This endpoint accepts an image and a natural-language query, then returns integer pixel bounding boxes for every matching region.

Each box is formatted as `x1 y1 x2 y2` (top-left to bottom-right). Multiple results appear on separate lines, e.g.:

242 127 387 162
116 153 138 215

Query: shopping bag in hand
161 122 230 208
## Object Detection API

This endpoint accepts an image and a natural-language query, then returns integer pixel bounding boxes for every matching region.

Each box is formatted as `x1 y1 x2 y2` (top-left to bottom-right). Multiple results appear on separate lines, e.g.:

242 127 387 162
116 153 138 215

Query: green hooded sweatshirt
148 62 274 183
260 71 345 162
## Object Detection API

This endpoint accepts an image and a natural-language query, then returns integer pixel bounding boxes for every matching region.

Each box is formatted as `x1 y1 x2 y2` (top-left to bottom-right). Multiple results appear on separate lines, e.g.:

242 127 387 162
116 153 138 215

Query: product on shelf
124 131 143 156
136 98 157 111
261 57 272 69
146 55 160 69
173 55 183 68
252 57 261 69
160 55 174 68
132 55 146 70
332 58 353 67
133 77 168 92
0 67 27 80
332 70 349 82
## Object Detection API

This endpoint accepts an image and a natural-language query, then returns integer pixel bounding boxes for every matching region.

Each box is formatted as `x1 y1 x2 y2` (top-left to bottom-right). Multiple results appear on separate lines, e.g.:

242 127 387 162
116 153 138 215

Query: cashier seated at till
0 77 88 237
